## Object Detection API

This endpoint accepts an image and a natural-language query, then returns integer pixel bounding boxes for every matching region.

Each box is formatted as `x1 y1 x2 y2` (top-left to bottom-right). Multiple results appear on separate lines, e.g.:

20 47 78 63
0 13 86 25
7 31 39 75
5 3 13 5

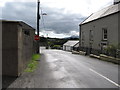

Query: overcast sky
0 0 113 38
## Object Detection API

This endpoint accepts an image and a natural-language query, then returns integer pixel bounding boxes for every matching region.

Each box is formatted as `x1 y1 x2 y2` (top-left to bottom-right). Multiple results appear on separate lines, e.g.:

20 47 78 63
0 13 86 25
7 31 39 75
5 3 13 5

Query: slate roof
81 3 120 25
63 40 79 47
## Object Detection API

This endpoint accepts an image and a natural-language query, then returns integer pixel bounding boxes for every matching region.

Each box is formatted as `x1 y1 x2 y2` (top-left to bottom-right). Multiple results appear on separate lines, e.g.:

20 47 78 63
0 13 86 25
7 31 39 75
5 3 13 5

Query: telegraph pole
37 0 40 53
37 0 40 36
36 0 47 53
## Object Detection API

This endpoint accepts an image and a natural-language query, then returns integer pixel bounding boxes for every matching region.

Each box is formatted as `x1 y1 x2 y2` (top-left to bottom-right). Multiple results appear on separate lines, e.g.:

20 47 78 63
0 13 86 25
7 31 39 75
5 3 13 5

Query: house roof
80 3 120 25
63 40 79 47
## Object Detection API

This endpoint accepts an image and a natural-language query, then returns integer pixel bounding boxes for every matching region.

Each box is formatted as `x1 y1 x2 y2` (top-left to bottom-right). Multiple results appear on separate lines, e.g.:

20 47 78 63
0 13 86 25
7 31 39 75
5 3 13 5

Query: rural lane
8 48 119 88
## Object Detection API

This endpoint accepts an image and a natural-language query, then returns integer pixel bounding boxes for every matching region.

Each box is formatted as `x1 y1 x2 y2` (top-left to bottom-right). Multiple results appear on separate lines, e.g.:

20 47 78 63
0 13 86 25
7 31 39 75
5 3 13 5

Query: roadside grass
24 54 40 72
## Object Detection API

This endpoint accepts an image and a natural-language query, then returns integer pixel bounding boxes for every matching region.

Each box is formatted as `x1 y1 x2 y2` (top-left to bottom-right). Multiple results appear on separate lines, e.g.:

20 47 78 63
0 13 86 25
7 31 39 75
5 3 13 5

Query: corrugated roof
81 3 120 25
63 40 79 47
74 42 79 47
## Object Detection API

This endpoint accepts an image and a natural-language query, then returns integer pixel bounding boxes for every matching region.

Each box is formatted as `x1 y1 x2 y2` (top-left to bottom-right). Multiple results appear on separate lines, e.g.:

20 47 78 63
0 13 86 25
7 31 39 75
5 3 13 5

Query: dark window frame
102 28 107 40
89 30 94 41
82 31 85 41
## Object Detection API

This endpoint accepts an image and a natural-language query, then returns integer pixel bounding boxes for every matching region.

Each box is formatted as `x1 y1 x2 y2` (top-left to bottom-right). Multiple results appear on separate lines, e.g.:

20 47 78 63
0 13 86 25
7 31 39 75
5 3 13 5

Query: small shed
1 20 36 76
63 40 79 51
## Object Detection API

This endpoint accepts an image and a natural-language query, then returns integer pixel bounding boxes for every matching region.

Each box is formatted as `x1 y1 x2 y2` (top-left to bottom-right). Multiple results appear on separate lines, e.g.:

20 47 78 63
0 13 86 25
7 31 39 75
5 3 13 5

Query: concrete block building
1 20 36 76
79 1 120 56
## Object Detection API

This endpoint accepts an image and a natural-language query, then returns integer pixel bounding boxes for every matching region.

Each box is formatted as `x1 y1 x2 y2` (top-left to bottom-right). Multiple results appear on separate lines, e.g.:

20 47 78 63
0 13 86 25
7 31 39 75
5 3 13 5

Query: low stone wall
89 54 100 59
79 51 86 55
72 50 79 54
72 50 86 55
72 50 120 64
100 54 120 64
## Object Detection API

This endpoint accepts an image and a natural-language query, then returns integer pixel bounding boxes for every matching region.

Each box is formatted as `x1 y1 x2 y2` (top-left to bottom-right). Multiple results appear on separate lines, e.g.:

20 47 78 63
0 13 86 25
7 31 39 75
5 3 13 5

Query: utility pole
37 0 40 53
36 0 47 53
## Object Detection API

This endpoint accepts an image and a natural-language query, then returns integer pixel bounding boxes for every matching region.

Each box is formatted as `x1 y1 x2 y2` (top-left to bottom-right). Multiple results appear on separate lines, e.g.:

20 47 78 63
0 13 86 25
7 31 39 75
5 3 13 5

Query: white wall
63 45 72 51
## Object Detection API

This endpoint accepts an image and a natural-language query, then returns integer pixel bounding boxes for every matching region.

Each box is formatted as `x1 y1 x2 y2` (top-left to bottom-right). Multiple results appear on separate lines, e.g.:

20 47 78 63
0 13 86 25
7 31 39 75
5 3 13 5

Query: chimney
114 0 120 4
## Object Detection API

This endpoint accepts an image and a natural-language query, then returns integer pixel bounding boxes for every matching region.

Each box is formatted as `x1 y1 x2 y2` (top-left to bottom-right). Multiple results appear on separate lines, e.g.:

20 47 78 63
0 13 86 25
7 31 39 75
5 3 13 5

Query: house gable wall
80 13 119 55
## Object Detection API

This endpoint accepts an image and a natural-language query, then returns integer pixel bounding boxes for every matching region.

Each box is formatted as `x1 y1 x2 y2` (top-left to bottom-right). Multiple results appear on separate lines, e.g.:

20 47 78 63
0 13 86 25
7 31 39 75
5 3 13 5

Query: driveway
8 48 119 88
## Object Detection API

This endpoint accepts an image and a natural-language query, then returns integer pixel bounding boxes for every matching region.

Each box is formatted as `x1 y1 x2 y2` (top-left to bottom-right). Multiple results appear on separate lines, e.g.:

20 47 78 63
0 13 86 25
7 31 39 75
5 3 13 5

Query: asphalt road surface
8 48 119 88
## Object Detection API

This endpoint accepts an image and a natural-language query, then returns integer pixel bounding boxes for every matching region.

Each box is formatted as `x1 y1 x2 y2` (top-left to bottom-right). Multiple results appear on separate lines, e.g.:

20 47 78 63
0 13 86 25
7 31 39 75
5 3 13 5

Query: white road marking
89 68 120 87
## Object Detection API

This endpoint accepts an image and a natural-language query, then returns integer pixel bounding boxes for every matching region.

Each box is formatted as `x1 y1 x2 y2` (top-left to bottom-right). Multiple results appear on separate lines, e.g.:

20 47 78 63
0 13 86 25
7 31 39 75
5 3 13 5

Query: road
8 48 119 88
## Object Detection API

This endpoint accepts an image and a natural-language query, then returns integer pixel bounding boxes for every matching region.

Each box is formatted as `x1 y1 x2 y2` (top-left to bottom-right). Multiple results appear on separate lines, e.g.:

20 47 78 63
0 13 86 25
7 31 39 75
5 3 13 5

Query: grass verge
24 54 40 72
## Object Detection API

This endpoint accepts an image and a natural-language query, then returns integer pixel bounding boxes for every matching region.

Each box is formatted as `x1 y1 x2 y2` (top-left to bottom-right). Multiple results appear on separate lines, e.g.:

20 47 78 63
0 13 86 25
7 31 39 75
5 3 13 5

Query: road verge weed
25 54 40 72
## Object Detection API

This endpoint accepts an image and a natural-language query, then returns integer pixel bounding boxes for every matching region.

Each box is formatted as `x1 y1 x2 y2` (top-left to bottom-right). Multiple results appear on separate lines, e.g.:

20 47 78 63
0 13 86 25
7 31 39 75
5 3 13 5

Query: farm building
63 40 79 51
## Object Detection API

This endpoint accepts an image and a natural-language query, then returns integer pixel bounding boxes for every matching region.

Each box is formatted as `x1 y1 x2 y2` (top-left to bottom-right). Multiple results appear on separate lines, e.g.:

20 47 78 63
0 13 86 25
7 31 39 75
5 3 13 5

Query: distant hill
39 35 79 47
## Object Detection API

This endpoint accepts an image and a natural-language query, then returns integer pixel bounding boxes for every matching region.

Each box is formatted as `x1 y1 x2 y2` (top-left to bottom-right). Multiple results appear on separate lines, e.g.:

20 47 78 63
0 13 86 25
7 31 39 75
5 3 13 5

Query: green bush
32 54 40 60
52 45 61 49
105 44 120 57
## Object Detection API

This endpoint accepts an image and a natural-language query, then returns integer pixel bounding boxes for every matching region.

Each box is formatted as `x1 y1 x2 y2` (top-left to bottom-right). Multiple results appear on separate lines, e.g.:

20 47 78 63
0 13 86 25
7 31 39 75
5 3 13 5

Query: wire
40 7 46 30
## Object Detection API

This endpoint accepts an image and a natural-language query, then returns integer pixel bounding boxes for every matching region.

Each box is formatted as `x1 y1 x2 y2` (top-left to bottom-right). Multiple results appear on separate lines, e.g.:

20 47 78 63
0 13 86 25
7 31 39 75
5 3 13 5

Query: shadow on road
2 76 17 89
1 54 44 89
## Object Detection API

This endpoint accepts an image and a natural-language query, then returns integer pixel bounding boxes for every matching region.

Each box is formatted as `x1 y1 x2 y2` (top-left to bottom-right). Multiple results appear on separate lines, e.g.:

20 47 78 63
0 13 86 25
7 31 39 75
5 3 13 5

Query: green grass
32 54 40 60
24 54 40 72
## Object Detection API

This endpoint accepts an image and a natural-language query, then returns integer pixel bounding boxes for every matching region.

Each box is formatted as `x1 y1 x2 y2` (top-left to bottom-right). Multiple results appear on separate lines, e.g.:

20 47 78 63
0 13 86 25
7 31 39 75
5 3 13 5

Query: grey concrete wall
17 25 23 75
2 21 35 76
18 24 35 74
33 40 39 54
80 13 119 53
2 22 18 76
118 12 120 44
18 23 35 76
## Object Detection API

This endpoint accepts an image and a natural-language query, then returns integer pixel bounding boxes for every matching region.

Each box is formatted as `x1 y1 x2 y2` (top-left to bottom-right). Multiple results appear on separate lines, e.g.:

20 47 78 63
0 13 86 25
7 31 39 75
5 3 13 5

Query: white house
79 0 120 57
63 40 79 51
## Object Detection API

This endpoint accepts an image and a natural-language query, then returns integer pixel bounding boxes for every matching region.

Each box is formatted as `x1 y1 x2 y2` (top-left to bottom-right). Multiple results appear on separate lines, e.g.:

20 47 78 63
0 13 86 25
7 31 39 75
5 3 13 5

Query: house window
89 30 93 41
102 28 107 40
24 30 30 36
82 42 84 47
82 32 85 40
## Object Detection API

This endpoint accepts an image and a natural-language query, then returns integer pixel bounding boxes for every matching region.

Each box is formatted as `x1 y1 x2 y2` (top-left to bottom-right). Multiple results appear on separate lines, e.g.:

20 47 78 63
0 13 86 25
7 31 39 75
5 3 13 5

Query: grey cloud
2 2 37 28
40 6 86 34
1 1 86 35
